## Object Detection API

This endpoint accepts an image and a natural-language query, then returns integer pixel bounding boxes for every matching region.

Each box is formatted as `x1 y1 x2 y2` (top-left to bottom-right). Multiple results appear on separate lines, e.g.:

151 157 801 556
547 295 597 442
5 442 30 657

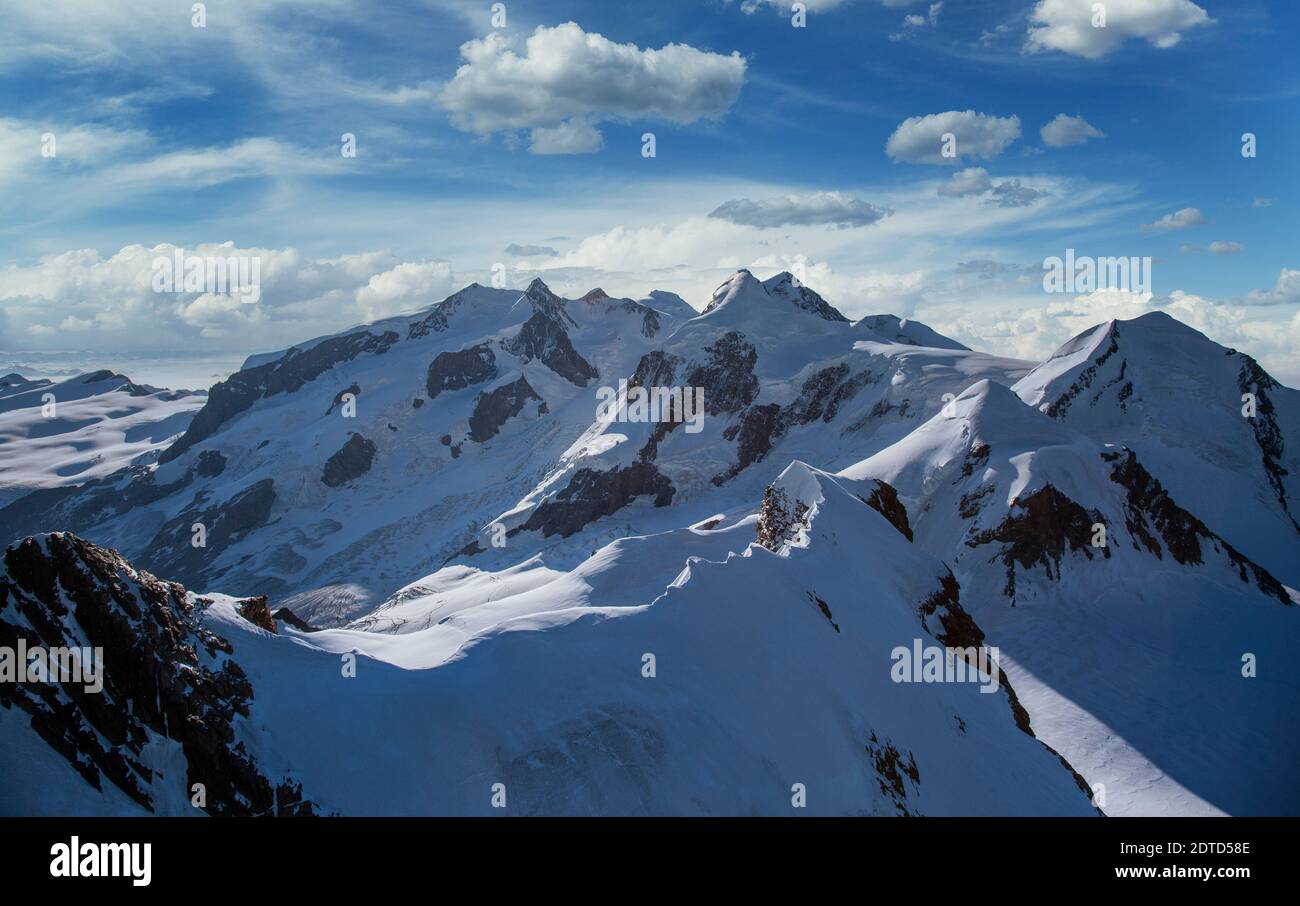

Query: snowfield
2 271 1297 816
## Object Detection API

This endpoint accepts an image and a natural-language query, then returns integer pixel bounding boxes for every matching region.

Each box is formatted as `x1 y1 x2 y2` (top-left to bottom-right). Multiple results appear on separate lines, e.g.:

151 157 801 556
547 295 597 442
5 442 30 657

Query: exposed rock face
1043 324 1121 419
468 378 544 444
966 484 1108 603
162 329 399 463
1103 448 1290 603
713 364 871 484
755 484 809 551
520 463 675 539
273 606 317 632
195 449 227 478
237 595 276 633
504 311 598 387
520 278 576 326
143 478 277 585
322 434 377 487
0 533 316 815
1237 355 1300 534
860 480 913 542
326 383 360 415
715 404 782 485
629 350 684 391
866 732 921 816
426 343 497 399
687 332 759 416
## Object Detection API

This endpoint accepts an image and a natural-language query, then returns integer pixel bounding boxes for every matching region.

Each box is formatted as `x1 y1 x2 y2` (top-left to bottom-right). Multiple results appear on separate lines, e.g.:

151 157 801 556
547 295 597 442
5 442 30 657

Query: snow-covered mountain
3 271 1298 817
2 487 1099 815
1012 312 1300 587
838 377 1298 815
0 371 205 507
466 269 1030 565
0 273 1012 626
0 281 694 625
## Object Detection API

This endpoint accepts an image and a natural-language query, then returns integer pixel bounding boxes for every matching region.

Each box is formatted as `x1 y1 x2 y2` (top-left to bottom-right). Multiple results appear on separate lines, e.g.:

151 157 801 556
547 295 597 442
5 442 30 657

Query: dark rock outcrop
143 478 277 584
326 383 360 415
322 434 376 487
1237 354 1300 534
237 595 276 633
0 533 316 815
755 484 809 551
686 331 759 416
273 606 318 632
860 480 913 541
161 329 399 463
966 484 1108 603
1043 324 1120 419
519 463 675 539
426 343 497 399
504 311 598 387
468 377 544 443
1103 447 1290 603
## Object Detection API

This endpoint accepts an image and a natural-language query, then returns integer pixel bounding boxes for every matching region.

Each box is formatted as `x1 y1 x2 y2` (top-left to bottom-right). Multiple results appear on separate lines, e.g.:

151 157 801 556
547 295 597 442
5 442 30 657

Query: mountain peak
702 269 769 315
580 288 610 303
762 272 849 322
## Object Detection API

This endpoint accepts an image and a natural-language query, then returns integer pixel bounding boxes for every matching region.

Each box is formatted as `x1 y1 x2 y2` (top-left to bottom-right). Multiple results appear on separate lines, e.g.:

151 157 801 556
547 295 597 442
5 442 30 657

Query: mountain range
2 270 1297 816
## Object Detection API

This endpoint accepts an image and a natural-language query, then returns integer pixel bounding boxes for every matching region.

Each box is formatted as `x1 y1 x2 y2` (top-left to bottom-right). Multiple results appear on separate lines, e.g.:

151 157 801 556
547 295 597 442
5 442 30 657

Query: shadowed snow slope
1013 311 1300 586
2 473 1099 816
0 372 204 507
840 378 1300 816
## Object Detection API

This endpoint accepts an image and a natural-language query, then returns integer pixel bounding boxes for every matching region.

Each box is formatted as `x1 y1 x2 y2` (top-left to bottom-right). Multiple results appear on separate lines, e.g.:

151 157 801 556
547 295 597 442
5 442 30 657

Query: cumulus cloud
0 243 464 353
885 110 1021 165
707 192 893 229
437 23 746 154
936 167 1045 207
936 167 993 197
1026 0 1214 60
1040 113 1105 148
1241 268 1300 307
1142 207 1208 232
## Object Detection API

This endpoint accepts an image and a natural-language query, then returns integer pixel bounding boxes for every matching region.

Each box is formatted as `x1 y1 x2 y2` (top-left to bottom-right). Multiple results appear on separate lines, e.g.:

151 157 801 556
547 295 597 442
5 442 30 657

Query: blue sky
1 0 1298 384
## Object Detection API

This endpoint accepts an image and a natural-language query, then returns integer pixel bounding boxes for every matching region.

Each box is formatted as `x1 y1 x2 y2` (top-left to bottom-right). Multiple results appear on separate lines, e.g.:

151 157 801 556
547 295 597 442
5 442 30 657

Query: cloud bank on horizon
1 0 1297 385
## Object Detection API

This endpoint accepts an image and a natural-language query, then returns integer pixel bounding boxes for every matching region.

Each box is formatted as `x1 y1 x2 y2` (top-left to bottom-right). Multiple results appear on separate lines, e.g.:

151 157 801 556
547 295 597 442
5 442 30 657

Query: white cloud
0 243 463 352
1253 197 1276 208
885 111 1021 165
1040 113 1105 148
528 118 603 155
936 167 1046 207
1241 268 1300 307
708 192 893 229
1208 240 1244 255
1142 207 1208 232
437 23 746 154
1026 0 1214 60
936 167 993 197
